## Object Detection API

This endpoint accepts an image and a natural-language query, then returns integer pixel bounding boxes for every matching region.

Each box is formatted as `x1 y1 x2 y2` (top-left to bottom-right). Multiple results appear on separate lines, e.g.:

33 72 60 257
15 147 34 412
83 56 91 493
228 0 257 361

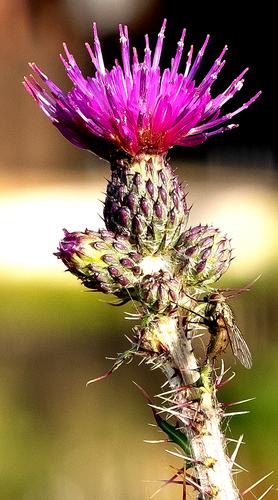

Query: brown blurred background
0 1 277 499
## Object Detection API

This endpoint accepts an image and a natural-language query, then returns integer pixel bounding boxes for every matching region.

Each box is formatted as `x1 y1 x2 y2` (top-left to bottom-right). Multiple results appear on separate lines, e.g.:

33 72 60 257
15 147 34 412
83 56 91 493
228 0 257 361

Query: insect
203 291 252 369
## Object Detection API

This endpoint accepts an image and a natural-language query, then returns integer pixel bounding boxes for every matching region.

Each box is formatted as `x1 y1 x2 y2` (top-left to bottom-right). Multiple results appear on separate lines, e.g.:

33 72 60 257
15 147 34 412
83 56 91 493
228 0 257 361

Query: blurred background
0 1 277 499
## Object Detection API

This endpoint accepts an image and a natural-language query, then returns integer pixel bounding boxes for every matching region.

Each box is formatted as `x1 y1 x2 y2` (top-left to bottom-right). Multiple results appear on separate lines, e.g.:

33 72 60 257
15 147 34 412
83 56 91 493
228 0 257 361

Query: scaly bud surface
176 224 232 285
138 270 183 314
56 229 142 294
104 154 189 253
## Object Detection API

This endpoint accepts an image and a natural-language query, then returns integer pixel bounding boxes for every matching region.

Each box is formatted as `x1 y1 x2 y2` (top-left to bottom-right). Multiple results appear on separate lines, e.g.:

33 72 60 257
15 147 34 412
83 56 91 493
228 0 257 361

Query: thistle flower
25 20 263 499
176 224 232 285
24 19 260 254
24 20 260 159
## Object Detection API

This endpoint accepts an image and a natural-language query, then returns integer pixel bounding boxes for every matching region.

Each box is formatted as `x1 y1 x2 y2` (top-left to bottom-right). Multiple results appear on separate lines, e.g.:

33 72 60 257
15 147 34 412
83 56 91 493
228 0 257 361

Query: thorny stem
57 153 249 499
157 316 239 499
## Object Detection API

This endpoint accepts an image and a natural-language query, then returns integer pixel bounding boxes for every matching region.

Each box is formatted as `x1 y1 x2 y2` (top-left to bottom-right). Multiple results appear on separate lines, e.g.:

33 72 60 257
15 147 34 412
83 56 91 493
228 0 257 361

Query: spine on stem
155 315 239 499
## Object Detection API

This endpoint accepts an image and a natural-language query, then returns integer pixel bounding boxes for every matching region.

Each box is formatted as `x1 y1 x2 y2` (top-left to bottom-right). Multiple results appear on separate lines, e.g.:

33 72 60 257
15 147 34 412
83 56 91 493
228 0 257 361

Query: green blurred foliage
0 278 277 499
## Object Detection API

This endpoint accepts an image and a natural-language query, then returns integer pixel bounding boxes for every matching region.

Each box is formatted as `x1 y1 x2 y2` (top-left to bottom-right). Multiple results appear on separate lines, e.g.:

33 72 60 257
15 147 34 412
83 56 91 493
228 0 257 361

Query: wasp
203 291 252 369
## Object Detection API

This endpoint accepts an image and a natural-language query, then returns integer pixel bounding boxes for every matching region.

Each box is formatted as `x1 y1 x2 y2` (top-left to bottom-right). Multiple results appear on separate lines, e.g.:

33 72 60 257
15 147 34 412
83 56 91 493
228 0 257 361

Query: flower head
24 19 260 158
56 228 142 293
176 224 232 285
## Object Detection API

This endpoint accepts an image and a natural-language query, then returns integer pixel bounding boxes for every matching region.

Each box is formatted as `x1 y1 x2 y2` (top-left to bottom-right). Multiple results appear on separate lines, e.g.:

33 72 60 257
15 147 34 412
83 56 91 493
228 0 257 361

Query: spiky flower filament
24 20 260 159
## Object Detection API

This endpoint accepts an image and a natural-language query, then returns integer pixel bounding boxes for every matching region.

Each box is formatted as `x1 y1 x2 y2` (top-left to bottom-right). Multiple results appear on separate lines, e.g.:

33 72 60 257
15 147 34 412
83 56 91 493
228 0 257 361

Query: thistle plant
24 20 267 499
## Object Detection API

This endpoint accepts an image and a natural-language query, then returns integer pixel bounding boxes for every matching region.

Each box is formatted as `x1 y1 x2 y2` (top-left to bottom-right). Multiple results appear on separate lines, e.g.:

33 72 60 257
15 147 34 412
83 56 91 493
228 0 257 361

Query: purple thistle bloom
24 19 260 158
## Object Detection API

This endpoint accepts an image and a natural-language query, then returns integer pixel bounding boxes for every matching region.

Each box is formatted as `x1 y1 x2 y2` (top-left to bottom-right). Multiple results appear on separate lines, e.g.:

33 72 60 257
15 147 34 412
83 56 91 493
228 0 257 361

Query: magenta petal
176 134 207 147
24 21 260 158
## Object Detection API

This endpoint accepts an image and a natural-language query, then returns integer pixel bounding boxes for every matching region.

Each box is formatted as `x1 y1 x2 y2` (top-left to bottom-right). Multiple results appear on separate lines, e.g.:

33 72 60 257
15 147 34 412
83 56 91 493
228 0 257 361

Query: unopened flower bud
104 155 189 254
176 225 232 285
138 271 182 313
56 229 142 294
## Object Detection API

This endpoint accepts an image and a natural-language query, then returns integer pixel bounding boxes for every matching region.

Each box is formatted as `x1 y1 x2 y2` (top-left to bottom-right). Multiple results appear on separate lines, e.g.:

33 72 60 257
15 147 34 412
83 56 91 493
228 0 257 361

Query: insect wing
218 275 261 299
222 304 252 369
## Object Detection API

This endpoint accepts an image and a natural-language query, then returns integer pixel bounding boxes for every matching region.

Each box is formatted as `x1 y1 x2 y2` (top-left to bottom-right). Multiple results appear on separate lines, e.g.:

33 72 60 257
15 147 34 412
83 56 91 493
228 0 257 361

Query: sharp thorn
224 410 250 417
230 434 244 466
216 371 236 388
156 384 193 397
232 469 244 476
257 484 274 500
241 471 274 496
226 437 246 444
232 461 249 473
144 439 168 444
145 467 183 499
223 397 256 408
165 449 198 464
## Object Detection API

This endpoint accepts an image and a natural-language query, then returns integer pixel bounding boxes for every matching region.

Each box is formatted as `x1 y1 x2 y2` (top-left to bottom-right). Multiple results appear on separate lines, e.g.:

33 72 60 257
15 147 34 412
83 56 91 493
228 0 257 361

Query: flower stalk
24 19 262 498
158 316 238 499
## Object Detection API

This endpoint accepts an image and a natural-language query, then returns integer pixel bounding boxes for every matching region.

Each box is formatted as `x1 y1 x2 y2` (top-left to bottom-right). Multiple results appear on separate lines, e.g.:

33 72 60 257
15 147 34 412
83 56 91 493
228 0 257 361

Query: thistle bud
104 155 189 254
56 229 142 294
138 271 182 313
176 225 232 285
